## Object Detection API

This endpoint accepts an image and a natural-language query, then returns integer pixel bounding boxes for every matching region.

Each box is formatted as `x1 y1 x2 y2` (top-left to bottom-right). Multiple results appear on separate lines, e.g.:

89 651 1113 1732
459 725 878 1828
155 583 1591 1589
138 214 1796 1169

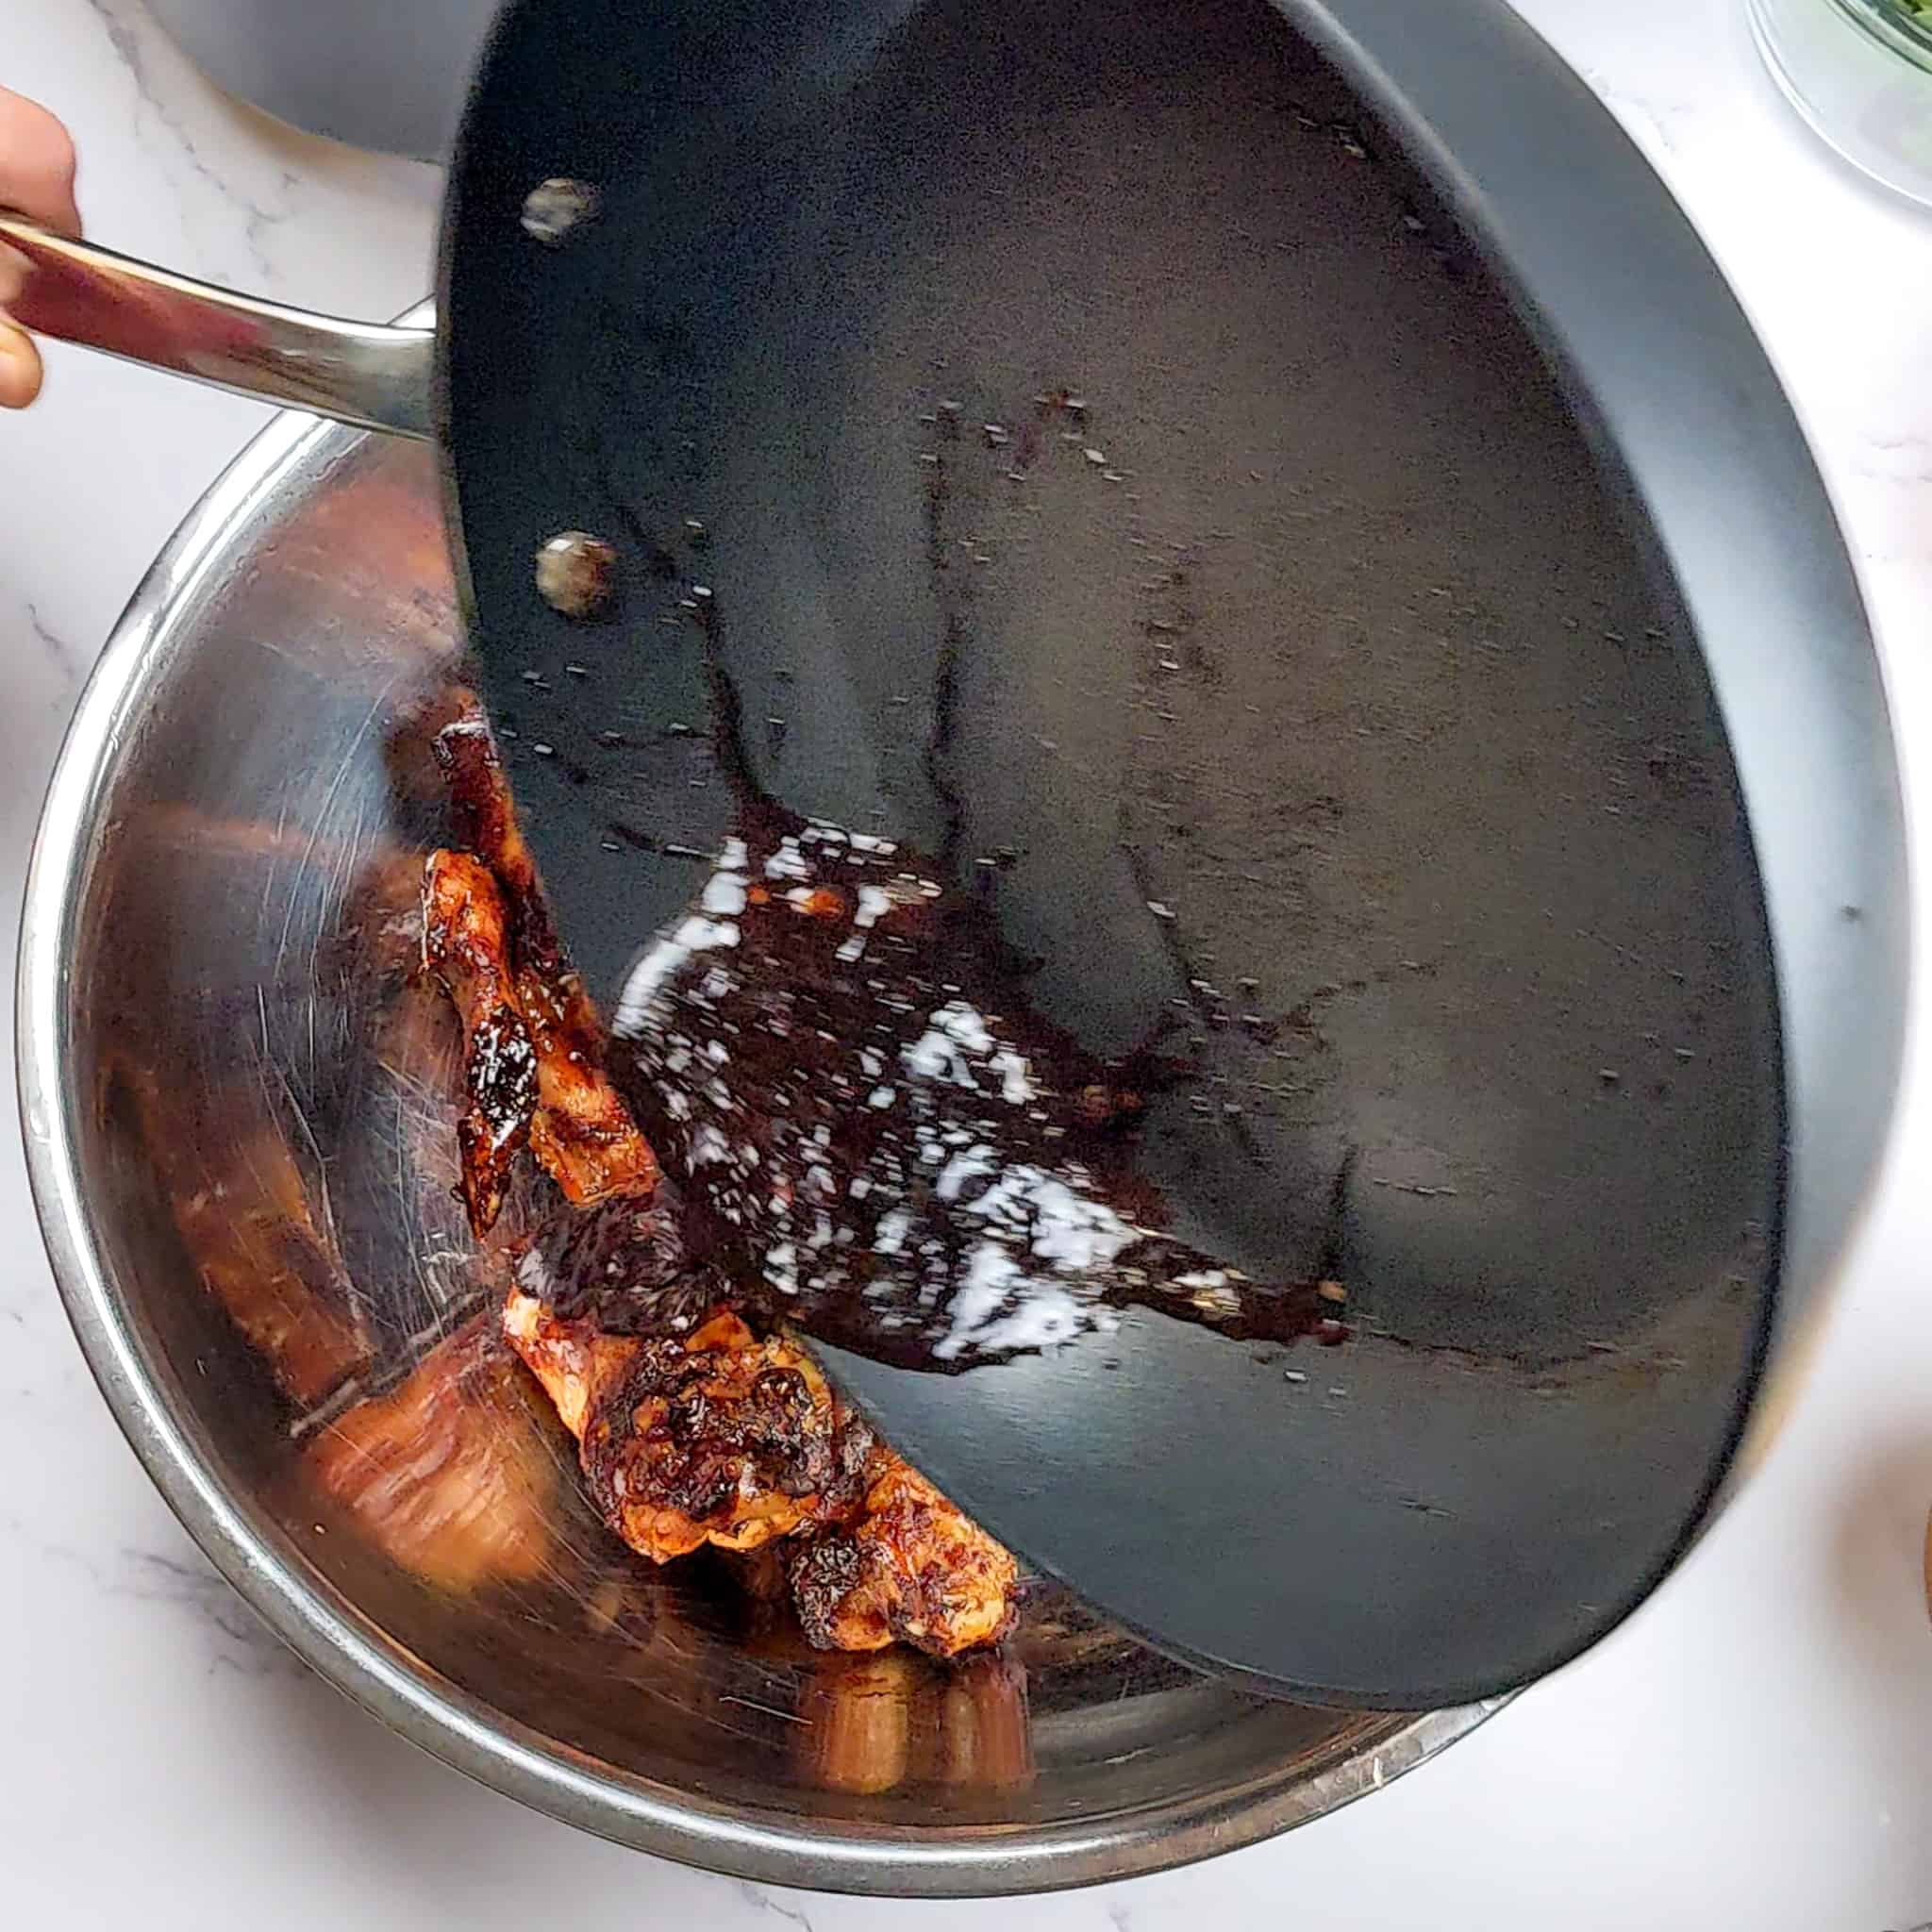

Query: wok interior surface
44 0 1790 1882
452 0 1778 1698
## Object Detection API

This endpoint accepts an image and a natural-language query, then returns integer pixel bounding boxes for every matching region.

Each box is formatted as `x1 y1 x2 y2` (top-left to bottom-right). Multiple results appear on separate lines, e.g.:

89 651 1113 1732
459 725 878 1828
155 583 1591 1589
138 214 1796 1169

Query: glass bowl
1750 0 1932 206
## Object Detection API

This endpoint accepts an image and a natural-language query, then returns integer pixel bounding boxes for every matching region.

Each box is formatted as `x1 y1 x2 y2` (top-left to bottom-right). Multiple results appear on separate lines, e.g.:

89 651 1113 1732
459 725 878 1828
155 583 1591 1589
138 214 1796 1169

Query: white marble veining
6 0 1932 1924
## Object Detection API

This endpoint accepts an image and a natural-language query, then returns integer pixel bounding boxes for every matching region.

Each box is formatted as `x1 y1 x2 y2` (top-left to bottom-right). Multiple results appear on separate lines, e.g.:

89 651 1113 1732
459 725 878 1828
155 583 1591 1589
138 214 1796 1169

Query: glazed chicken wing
505 1285 1018 1653
425 708 658 1214
503 1291 872 1561
423 841 658 1227
432 712 565 982
421 847 536 1237
788 1449 1019 1658
515 959 661 1208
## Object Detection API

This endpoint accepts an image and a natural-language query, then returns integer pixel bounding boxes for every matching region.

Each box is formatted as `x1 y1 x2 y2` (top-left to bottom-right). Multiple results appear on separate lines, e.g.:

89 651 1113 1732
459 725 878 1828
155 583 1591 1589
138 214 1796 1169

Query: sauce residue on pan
602 804 1341 1370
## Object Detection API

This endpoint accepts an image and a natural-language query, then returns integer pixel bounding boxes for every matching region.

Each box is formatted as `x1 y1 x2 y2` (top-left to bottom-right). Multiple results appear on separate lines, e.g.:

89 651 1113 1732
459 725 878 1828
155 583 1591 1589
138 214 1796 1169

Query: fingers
0 319 43 408
0 86 80 235
0 240 40 404
0 86 78 408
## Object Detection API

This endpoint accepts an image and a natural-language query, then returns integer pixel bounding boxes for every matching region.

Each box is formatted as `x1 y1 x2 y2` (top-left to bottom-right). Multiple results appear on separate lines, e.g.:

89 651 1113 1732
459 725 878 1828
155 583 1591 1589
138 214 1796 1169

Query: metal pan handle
0 213 432 438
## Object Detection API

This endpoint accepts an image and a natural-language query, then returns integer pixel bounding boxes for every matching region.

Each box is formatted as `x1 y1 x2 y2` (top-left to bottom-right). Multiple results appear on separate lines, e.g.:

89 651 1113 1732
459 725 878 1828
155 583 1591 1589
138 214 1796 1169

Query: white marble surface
6 0 1932 1924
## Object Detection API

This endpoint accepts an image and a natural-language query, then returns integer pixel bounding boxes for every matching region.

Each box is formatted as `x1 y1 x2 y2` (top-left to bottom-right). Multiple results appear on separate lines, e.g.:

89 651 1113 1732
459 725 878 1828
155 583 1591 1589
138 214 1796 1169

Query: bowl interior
39 423 1489 1886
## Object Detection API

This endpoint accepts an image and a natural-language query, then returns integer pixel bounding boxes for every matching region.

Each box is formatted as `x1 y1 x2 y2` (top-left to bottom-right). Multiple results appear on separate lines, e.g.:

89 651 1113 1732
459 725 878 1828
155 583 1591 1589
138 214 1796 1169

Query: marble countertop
7 0 1932 1924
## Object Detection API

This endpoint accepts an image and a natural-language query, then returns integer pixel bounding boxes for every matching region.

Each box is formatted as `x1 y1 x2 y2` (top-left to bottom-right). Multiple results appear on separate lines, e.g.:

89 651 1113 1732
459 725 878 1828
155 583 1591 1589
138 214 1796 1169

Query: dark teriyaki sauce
591 805 1336 1371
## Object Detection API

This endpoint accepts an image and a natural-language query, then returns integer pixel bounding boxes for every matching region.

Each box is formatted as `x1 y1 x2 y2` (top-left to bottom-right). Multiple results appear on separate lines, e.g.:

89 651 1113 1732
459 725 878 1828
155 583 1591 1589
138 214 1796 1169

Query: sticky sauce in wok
593 794 1340 1371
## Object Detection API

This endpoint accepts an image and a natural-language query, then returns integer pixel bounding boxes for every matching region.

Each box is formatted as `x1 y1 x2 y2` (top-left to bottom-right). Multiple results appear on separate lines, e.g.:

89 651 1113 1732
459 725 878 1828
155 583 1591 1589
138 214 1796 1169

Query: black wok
5 0 1905 1707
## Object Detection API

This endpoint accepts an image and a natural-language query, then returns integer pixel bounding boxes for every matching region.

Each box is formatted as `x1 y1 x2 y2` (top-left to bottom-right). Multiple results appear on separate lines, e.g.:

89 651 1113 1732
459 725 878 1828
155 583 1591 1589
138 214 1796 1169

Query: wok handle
0 213 433 439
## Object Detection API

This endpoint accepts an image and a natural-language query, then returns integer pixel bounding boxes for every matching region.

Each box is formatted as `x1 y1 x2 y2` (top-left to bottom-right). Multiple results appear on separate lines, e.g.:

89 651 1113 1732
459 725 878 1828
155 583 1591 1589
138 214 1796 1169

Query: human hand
0 85 80 408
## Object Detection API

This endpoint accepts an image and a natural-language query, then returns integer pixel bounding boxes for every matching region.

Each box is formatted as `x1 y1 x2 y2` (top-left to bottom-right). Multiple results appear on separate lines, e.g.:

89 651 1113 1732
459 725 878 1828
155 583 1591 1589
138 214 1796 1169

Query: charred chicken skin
503 1292 871 1561
421 847 537 1238
432 715 659 1211
787 1448 1018 1657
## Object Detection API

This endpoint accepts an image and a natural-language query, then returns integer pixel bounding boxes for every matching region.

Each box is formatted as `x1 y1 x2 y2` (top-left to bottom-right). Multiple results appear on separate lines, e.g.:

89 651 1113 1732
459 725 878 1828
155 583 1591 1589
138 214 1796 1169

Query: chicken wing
503 1291 872 1562
516 958 660 1208
421 847 537 1237
433 714 564 980
425 711 658 1212
787 1448 1019 1658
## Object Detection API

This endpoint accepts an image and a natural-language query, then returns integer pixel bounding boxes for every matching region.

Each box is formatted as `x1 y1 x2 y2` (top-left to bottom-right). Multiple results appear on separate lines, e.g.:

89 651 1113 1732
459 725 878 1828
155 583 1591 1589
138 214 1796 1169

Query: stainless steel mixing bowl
18 353 1499 1896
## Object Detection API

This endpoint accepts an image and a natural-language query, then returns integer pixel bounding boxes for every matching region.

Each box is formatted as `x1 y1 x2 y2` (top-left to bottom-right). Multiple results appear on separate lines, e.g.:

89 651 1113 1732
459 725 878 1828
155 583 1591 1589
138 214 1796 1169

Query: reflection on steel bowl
17 363 1502 1895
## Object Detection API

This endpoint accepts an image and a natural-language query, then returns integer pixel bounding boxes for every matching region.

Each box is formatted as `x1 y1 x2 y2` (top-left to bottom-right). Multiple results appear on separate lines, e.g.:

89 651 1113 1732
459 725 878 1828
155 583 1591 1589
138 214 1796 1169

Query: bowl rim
14 372 1502 1897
